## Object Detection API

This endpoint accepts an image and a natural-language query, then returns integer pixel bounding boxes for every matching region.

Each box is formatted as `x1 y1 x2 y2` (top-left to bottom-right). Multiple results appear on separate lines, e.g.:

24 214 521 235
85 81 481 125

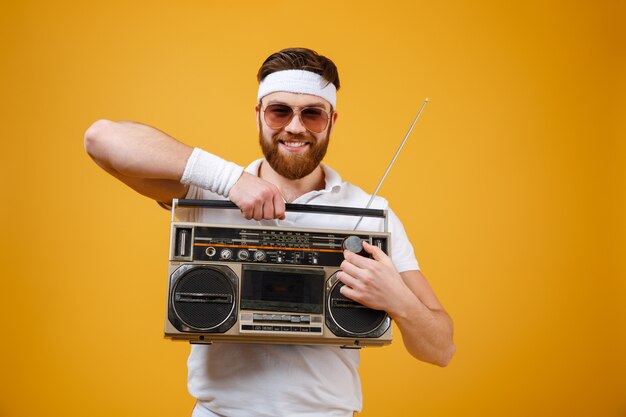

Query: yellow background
1 1 624 416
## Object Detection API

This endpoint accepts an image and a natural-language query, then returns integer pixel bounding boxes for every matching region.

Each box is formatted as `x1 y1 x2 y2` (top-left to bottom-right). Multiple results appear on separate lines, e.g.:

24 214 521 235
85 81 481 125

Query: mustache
274 133 311 143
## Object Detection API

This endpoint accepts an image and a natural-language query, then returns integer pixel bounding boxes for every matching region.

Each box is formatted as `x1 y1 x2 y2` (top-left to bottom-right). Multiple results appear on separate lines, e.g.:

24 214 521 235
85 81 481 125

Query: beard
259 126 330 180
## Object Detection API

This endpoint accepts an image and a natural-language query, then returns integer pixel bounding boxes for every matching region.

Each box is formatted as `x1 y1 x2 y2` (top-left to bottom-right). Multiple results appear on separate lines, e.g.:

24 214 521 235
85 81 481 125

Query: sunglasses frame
262 103 334 134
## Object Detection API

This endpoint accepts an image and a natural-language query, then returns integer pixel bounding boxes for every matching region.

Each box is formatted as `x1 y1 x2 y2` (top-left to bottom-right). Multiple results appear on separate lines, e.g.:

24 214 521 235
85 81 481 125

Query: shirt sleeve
388 208 420 272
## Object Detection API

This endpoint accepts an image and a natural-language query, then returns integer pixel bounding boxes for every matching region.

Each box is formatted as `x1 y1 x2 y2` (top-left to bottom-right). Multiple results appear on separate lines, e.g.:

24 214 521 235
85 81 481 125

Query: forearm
84 119 284 217
391 293 455 367
84 119 192 180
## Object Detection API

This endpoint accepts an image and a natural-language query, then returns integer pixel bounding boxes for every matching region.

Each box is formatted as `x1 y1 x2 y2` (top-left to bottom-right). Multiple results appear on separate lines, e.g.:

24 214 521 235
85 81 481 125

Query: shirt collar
245 158 343 193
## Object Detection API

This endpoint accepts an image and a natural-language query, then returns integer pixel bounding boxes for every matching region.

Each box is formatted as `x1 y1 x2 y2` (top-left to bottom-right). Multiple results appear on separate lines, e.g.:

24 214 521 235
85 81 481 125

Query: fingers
250 195 283 220
337 270 369 305
343 248 375 269
230 173 285 220
339 243 400 312
340 257 365 279
361 241 387 260
339 282 359 302
252 202 265 221
240 206 253 220
273 192 286 220
337 270 360 290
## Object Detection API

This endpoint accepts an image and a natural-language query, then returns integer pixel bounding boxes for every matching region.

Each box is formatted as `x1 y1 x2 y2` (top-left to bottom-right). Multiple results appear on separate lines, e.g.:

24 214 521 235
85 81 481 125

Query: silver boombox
164 199 393 348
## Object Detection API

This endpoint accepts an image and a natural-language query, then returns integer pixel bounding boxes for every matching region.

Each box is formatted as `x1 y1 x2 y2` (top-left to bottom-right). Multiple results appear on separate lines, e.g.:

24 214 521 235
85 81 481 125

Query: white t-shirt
178 159 419 417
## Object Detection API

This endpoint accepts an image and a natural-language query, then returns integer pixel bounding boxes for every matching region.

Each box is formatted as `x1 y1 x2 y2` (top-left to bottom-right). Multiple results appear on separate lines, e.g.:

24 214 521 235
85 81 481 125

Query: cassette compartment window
241 265 324 314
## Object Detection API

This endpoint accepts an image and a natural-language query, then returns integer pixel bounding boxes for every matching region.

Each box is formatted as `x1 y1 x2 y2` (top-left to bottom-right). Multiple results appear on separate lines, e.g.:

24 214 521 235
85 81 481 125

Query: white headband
257 69 337 109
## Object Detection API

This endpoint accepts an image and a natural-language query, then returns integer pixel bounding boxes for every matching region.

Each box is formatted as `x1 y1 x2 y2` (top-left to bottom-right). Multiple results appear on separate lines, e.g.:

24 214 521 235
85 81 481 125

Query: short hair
257 47 340 91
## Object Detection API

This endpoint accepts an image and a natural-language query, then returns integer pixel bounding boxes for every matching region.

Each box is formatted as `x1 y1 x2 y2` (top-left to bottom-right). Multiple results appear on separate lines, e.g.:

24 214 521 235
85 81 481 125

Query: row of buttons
252 314 321 324
242 325 322 333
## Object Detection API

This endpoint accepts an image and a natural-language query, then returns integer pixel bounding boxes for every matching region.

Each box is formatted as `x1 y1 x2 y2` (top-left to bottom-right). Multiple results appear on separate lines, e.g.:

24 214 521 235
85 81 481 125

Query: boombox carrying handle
172 199 388 231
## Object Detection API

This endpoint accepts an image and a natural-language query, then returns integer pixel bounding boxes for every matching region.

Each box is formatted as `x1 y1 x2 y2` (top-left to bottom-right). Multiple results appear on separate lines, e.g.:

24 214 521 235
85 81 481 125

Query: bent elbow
84 119 114 158
436 343 456 367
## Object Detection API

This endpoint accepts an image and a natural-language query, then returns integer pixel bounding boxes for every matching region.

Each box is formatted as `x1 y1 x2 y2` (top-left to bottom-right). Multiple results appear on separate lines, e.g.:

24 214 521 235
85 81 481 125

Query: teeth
283 141 307 148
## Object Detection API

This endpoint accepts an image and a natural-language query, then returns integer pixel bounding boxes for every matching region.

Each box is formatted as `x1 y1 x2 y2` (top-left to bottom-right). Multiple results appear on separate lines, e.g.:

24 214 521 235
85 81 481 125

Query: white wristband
180 148 245 197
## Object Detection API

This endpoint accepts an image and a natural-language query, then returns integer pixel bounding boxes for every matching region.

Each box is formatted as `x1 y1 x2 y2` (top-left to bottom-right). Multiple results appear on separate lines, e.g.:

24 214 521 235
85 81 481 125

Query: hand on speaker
229 172 286 220
338 241 411 316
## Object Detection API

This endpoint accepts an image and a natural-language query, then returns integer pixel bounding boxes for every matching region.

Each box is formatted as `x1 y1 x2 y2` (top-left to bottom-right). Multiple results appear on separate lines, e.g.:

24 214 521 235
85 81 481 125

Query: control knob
343 236 364 254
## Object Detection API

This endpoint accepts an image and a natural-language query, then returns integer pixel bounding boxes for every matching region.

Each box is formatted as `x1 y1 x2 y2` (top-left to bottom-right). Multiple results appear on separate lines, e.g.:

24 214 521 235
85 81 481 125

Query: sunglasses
262 103 332 133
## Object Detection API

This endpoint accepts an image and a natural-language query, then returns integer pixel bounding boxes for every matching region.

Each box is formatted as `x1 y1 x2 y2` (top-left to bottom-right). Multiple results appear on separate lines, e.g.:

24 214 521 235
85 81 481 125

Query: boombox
164 199 393 348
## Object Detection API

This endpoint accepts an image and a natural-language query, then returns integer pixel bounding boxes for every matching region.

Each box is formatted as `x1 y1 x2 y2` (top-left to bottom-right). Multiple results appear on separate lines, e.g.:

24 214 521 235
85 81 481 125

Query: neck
258 160 326 203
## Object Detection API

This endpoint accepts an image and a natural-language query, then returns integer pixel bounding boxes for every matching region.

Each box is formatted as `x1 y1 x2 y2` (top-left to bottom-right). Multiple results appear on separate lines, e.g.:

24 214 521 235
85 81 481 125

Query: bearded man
84 47 455 417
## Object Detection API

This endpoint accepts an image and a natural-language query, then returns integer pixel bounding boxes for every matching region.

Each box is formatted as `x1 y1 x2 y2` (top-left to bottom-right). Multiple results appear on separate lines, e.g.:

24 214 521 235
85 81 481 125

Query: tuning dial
343 236 364 254
237 250 250 261
220 248 233 260
254 250 266 261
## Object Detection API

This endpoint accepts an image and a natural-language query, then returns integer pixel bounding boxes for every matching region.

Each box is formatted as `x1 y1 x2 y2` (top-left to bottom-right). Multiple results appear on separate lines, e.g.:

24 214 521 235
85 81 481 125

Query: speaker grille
172 266 235 330
327 281 387 336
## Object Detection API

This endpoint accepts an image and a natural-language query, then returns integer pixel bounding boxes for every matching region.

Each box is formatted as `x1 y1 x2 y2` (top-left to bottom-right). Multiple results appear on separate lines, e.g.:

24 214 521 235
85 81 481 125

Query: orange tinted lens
264 104 293 128
301 108 329 133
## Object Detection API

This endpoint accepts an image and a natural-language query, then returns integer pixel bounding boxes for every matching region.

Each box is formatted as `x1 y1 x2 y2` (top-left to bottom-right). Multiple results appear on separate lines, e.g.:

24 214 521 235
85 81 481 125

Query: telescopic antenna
353 98 429 230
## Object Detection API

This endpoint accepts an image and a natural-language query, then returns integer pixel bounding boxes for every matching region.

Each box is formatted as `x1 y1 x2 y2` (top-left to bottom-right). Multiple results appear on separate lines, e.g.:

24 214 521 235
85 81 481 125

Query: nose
284 110 307 134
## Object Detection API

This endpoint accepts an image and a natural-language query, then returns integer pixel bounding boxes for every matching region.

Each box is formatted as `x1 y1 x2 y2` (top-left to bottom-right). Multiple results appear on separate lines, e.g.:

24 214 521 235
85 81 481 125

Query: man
84 47 455 417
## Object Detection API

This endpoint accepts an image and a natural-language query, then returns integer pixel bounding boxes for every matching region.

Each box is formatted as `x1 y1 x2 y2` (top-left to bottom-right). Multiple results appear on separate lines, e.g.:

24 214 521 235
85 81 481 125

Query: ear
255 104 260 132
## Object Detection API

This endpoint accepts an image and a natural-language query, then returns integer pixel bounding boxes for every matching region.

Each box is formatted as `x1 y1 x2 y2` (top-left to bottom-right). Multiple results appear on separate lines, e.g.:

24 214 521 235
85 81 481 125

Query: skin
83 91 455 366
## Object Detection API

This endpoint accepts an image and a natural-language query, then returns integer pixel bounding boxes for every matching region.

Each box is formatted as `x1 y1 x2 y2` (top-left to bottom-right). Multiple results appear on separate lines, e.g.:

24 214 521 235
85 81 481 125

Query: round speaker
326 273 390 337
170 265 237 332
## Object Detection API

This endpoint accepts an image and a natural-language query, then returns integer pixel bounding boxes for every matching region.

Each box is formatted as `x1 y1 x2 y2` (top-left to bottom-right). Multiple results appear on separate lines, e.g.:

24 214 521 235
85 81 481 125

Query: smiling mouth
279 140 309 149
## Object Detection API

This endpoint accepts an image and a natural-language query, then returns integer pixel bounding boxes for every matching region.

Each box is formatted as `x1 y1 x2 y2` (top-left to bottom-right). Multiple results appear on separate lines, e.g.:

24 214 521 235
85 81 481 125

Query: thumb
362 241 390 263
